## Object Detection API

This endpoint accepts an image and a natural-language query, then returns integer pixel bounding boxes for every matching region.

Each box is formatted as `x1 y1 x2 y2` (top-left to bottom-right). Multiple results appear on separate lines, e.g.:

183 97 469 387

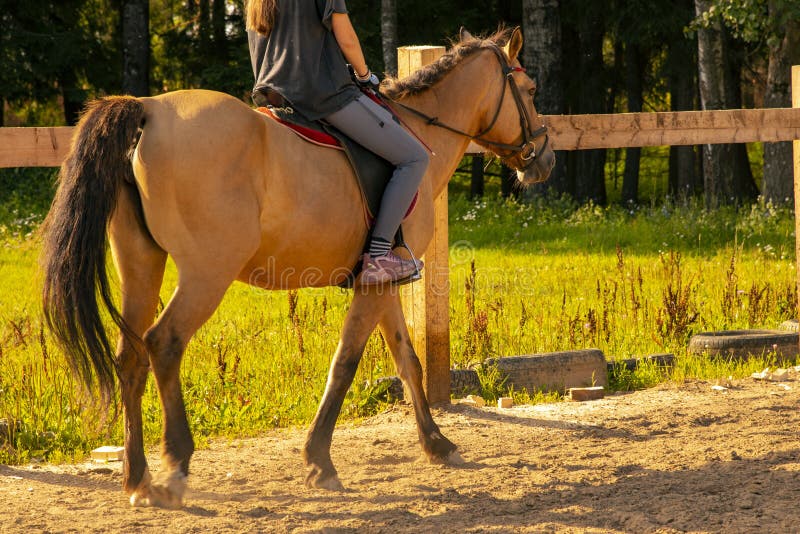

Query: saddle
256 94 417 228
255 91 420 288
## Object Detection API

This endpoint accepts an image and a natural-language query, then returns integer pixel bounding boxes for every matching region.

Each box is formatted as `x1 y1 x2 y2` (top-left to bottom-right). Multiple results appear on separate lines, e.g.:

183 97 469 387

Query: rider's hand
354 68 380 91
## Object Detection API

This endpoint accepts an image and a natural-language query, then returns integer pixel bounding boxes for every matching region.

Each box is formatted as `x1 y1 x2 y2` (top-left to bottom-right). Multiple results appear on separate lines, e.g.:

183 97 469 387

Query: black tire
688 330 799 362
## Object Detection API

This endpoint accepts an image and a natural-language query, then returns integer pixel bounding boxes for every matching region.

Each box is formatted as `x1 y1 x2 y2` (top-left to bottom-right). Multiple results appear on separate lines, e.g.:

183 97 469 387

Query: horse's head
461 27 555 186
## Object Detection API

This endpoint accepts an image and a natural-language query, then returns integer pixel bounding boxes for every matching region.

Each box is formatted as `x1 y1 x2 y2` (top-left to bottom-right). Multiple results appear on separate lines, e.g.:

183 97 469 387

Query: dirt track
2 375 800 533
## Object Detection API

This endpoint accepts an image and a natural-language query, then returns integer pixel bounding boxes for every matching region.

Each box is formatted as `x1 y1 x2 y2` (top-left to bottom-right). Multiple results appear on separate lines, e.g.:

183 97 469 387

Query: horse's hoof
305 466 344 491
425 431 459 464
130 490 153 508
314 474 345 491
129 471 187 509
445 450 465 465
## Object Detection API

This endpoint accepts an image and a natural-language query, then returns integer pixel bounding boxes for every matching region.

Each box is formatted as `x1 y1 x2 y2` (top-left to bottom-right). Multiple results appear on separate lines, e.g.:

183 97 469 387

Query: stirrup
392 241 422 285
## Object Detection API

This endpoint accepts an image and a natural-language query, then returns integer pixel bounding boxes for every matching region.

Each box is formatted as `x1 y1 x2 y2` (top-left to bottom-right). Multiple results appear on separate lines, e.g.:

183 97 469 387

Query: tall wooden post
793 66 800 341
397 46 445 80
397 46 451 406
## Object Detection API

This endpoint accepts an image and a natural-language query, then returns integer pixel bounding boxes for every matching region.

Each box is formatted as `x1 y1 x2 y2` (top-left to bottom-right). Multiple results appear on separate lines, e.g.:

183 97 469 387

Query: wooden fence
2 49 799 407
398 49 800 406
5 108 800 168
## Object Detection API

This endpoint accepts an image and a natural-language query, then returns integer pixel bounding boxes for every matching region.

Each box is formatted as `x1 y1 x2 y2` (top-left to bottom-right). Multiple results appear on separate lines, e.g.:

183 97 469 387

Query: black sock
369 237 392 257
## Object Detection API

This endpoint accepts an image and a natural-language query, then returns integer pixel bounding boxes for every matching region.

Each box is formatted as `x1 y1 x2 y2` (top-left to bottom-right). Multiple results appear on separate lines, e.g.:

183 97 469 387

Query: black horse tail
41 96 145 403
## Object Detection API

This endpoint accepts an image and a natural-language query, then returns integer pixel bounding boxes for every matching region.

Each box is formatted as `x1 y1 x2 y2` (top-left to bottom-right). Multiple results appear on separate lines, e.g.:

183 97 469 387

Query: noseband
387 45 549 171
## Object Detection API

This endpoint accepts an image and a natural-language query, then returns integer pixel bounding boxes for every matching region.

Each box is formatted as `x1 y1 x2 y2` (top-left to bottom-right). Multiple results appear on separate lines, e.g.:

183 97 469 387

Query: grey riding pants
324 95 429 243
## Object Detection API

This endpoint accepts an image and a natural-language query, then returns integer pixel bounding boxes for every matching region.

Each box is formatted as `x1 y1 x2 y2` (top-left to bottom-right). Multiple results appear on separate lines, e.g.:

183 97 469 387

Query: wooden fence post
793 66 800 346
397 45 451 406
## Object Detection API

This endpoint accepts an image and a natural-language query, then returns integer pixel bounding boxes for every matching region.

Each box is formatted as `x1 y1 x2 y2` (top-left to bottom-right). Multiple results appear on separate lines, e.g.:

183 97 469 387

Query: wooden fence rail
0 127 73 168
546 108 800 150
4 108 800 169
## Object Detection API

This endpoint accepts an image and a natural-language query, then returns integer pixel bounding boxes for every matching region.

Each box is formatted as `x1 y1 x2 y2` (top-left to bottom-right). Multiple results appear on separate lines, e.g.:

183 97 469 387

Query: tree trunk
522 0 568 197
199 0 211 56
501 164 517 199
695 0 743 207
470 155 484 199
573 14 606 204
668 22 700 199
622 43 643 205
724 39 759 201
122 0 149 97
212 0 227 61
381 0 398 76
57 66 85 126
762 2 800 205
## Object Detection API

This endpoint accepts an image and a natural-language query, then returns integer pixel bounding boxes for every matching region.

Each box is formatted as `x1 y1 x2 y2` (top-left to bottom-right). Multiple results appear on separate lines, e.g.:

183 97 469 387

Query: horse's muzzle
517 148 555 185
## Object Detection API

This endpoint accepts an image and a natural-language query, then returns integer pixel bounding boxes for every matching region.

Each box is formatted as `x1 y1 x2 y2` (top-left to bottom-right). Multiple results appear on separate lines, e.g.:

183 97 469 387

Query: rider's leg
325 96 429 282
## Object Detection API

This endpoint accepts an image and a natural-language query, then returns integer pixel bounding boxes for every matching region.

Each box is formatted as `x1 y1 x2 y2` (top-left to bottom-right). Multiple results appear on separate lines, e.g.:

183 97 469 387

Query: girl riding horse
41 24 553 507
248 0 428 286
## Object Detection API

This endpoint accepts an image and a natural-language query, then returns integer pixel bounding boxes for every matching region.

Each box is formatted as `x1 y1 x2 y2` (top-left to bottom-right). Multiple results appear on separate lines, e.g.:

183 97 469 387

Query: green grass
0 167 797 464
447 193 795 363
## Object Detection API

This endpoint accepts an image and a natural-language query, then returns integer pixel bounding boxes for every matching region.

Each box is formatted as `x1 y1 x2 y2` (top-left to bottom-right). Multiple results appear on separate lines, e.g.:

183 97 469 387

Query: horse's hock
688 330 800 362
486 349 608 394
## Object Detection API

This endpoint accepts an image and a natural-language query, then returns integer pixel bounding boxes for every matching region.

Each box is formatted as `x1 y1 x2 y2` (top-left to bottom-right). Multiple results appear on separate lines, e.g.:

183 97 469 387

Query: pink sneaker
358 251 423 286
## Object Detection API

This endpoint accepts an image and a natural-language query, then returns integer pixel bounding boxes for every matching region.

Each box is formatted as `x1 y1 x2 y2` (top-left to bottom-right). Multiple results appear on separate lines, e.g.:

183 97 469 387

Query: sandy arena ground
2 375 800 533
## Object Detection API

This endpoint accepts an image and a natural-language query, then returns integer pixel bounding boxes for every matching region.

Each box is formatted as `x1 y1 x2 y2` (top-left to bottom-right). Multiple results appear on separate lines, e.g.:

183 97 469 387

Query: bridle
387 44 549 171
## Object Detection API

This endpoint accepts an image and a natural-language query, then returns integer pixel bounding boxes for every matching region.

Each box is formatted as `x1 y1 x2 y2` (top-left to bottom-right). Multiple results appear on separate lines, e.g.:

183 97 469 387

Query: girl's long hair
246 0 279 36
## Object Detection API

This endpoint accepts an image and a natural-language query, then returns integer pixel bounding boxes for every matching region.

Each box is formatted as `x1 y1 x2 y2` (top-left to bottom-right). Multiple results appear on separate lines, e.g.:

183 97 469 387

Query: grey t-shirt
248 0 360 121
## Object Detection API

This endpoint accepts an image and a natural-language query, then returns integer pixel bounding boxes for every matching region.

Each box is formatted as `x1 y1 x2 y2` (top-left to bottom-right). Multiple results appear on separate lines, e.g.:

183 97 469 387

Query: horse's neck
394 57 493 197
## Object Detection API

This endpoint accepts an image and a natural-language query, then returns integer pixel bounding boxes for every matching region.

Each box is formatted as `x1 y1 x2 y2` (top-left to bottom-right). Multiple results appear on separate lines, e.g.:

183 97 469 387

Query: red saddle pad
256 107 342 149
255 106 417 226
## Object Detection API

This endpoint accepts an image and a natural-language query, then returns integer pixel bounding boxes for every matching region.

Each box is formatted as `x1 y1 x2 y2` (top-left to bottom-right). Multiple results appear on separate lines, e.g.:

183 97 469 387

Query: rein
385 45 549 170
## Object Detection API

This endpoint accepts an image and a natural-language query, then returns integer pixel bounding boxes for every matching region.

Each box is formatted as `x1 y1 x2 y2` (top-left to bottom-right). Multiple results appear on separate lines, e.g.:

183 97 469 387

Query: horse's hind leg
130 266 240 509
304 289 388 490
109 183 167 498
378 294 458 462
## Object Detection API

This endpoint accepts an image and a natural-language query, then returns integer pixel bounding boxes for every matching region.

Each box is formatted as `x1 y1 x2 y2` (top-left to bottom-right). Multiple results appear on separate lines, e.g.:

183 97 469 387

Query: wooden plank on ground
546 108 800 150
0 127 73 168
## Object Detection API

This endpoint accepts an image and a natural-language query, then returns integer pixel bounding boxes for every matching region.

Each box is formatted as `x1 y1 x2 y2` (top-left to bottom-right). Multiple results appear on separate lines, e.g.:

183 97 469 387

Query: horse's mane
380 28 513 100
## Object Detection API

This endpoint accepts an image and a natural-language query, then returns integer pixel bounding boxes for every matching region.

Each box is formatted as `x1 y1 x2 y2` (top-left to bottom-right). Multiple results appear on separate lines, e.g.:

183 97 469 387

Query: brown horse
41 28 553 508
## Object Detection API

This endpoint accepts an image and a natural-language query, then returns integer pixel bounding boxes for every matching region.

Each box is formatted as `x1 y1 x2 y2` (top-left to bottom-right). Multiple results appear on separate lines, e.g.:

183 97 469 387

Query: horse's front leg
378 293 459 463
304 288 388 490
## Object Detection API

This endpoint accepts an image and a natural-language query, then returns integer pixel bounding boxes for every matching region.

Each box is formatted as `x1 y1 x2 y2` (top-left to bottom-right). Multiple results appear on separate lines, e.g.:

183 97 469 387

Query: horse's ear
459 27 475 42
504 27 523 63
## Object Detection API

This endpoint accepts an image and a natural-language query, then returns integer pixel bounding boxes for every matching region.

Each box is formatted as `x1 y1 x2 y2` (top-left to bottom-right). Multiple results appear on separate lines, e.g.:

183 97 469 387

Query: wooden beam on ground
398 45 451 406
0 127 73 168
546 108 800 150
793 66 800 357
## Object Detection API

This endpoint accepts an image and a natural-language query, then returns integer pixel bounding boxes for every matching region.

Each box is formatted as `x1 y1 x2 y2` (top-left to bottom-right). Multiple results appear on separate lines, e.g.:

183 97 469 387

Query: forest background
2 0 800 208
